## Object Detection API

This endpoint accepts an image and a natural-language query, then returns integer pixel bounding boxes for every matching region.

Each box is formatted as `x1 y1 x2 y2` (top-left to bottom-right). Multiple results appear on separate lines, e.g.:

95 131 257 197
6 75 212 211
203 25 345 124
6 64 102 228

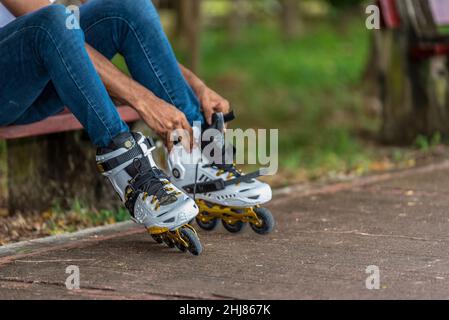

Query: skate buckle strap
97 137 155 173
183 169 262 194
223 110 235 123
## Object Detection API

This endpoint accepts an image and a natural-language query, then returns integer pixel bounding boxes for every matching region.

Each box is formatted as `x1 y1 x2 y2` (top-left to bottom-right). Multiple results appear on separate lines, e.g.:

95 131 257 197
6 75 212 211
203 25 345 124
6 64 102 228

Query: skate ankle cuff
97 136 155 174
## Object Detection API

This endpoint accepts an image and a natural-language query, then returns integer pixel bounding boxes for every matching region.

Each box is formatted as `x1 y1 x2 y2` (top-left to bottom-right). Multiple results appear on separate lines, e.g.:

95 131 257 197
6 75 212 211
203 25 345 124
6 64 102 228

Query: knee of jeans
33 4 67 26
34 4 82 36
115 0 159 22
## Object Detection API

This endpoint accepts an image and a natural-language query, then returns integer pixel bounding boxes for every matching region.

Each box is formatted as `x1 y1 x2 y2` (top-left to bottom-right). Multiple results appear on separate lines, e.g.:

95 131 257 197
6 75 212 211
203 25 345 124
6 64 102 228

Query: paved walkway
2 161 449 299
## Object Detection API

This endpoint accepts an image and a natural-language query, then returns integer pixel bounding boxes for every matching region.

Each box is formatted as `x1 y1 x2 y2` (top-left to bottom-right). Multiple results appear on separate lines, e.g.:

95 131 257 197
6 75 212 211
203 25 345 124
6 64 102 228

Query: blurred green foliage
415 132 442 151
47 199 129 235
200 15 374 179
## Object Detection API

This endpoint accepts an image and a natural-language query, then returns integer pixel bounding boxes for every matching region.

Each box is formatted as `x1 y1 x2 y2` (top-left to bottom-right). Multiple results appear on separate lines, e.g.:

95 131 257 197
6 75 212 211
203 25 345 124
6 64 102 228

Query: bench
0 106 141 214
379 0 449 59
0 106 140 139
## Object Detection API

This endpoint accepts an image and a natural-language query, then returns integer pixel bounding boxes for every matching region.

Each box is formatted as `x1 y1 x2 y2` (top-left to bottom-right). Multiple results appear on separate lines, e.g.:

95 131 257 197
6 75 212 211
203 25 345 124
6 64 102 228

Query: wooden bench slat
0 106 140 140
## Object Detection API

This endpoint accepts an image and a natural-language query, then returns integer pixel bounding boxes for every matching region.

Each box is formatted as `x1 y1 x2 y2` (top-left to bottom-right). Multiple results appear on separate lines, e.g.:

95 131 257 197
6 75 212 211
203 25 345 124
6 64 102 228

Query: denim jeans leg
79 0 205 126
0 4 129 147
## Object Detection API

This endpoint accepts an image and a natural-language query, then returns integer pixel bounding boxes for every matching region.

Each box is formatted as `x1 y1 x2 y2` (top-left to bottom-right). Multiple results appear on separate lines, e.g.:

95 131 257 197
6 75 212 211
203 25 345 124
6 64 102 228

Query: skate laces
203 162 242 180
203 145 242 180
129 159 180 209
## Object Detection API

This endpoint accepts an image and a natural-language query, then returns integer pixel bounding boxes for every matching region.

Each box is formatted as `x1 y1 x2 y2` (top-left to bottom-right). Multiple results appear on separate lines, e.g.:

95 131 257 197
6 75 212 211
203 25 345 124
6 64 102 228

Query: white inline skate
96 132 202 255
167 112 275 234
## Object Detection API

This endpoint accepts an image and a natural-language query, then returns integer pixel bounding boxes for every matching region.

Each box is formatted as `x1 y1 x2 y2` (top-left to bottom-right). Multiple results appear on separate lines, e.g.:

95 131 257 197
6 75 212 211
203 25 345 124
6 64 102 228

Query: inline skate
96 132 202 255
167 112 275 234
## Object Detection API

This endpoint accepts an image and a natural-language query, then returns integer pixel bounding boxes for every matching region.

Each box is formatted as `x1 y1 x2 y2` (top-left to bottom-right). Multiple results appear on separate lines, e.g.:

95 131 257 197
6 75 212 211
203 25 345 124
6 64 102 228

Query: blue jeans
0 0 204 147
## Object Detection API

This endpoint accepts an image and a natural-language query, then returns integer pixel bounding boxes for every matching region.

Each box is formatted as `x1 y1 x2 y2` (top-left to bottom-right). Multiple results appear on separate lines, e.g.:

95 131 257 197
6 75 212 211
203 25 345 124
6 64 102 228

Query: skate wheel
196 214 219 231
162 234 175 248
222 219 246 233
151 234 164 244
250 207 275 235
174 241 187 252
180 228 203 256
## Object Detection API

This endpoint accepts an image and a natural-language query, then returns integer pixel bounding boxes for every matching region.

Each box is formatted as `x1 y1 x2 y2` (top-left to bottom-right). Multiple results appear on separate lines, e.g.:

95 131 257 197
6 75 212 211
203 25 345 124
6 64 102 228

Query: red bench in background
379 0 449 59
0 106 140 140
373 0 449 145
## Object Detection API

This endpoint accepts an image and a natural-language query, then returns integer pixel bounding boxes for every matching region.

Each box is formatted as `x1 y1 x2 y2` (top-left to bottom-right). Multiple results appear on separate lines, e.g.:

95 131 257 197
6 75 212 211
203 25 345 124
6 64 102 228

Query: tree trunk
7 131 120 214
227 0 245 45
279 0 302 40
175 0 202 72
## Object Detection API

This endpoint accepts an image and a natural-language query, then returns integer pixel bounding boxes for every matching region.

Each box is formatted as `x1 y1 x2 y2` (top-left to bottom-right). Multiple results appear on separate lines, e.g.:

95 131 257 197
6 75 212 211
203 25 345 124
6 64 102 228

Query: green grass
199 17 373 179
45 199 129 235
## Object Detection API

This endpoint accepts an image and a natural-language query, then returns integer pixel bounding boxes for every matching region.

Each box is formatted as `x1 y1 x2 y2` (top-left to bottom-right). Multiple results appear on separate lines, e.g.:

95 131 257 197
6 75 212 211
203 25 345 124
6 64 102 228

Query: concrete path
2 161 449 299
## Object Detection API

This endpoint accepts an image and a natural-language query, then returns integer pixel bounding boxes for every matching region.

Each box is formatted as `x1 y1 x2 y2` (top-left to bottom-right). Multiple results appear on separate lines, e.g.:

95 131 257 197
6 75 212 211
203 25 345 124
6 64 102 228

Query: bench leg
7 132 121 214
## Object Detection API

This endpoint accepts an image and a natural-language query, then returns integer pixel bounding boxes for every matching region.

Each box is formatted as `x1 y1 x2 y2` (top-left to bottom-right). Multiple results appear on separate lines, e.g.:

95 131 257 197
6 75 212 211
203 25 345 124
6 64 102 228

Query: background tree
174 0 202 73
279 0 302 40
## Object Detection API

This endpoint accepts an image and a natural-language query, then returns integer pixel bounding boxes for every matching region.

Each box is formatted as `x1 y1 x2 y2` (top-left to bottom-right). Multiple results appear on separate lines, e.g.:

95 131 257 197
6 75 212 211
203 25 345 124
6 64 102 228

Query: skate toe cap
232 180 272 206
175 196 199 222
251 181 272 203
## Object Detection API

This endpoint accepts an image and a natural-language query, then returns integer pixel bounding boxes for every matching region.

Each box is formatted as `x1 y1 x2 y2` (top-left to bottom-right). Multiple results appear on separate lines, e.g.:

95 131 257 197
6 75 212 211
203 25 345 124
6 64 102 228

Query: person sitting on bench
0 0 229 147
0 0 230 247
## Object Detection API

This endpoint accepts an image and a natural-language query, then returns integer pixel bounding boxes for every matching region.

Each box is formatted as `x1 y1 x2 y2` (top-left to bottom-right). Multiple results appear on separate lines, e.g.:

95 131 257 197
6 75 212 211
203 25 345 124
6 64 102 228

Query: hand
135 95 193 152
196 85 230 125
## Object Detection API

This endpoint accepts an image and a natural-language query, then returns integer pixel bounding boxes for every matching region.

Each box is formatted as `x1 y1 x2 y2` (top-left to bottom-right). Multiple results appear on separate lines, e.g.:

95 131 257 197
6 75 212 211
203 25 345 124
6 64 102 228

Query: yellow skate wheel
174 235 187 252
151 234 164 244
174 241 187 252
180 228 203 256
250 207 275 235
222 218 246 233
161 233 175 248
196 213 219 231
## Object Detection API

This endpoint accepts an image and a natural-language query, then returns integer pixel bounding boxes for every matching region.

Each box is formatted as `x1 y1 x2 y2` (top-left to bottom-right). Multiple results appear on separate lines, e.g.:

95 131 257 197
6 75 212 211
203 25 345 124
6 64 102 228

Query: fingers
201 95 213 125
217 99 230 114
204 108 213 126
165 132 174 153
169 113 193 152
176 116 193 152
184 119 195 150
139 99 194 153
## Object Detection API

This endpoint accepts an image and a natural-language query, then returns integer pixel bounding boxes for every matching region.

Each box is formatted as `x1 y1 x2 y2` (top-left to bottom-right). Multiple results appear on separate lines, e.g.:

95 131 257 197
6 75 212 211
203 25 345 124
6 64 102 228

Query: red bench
379 0 449 59
0 106 140 139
